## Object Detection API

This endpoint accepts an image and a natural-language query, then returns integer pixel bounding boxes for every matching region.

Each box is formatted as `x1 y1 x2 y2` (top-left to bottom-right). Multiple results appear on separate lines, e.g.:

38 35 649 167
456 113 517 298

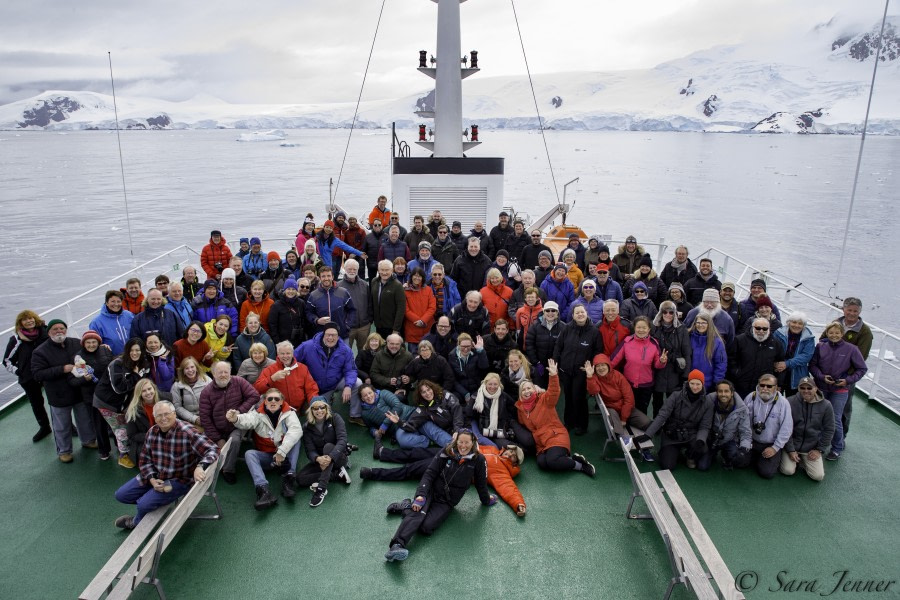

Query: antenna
107 52 136 265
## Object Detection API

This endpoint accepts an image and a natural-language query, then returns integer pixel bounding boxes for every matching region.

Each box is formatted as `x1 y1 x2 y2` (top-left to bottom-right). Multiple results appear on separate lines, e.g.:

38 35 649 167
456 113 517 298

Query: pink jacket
609 335 664 388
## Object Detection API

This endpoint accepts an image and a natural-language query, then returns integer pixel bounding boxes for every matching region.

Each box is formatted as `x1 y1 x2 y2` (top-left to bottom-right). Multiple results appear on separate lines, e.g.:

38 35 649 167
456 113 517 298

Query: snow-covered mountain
2 16 898 134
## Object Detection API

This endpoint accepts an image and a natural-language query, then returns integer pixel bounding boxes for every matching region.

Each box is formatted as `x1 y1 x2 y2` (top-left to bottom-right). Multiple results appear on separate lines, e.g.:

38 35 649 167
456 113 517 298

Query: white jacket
234 404 303 457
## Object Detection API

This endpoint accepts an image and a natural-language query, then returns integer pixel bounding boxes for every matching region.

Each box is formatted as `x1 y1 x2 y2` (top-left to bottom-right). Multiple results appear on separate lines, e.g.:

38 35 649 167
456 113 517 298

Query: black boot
32 426 52 443
255 485 277 510
281 474 297 499
373 431 384 460
386 498 412 515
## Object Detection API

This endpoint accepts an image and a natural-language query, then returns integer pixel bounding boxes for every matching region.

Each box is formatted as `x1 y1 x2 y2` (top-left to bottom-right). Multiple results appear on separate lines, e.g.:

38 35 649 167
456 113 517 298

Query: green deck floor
1 394 899 600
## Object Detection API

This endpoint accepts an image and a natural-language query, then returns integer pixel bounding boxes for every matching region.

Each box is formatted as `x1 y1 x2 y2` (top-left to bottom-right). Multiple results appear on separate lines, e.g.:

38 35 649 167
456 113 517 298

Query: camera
482 428 516 440
664 427 690 442
215 262 223 271
709 429 722 447
753 421 766 435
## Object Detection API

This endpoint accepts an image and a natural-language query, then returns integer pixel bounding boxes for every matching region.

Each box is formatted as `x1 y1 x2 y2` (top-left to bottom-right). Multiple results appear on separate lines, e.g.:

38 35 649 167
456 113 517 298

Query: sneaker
99 453 111 461
309 487 328 508
360 467 373 480
348 417 366 427
281 474 297 499
347 443 360 452
114 515 135 530
117 454 135 469
309 482 319 492
386 498 412 515
640 450 655 463
825 451 841 461
686 458 697 469
384 544 409 562
221 471 237 484
59 453 74 464
32 426 52 443
337 466 352 485
573 453 596 477
83 441 99 449
254 485 277 510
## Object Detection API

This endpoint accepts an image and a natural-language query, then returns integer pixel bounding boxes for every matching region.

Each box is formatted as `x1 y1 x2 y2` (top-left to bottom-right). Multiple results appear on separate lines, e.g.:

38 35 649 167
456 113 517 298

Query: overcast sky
0 0 890 105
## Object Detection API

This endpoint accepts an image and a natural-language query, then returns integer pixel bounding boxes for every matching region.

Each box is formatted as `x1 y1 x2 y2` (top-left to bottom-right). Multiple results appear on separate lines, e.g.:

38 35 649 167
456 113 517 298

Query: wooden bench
595 394 653 462
621 439 744 600
80 438 232 600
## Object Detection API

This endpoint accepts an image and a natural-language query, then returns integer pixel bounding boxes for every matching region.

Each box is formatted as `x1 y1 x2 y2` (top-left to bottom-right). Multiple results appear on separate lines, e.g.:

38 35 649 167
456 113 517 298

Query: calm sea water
1 129 897 399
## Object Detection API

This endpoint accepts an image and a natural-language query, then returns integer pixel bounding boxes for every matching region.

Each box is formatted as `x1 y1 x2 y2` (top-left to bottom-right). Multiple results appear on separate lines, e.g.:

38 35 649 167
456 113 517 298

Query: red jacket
514 302 543 350
254 360 319 412
481 283 514 329
586 353 636 420
344 224 367 252
481 445 524 511
599 316 630 356
404 286 437 344
516 374 569 453
201 236 234 280
120 289 145 315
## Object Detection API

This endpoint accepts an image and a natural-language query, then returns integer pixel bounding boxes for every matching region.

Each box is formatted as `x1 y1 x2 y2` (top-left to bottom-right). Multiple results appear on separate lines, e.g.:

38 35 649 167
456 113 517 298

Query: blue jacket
594 279 624 305
305 284 357 339
360 389 415 433
540 276 575 322
149 353 176 393
429 276 461 316
568 295 605 324
408 256 438 279
242 252 268 280
164 297 194 330
315 233 362 269
294 333 357 393
690 331 727 390
191 293 239 336
89 305 134 356
130 304 184 347
773 325 816 389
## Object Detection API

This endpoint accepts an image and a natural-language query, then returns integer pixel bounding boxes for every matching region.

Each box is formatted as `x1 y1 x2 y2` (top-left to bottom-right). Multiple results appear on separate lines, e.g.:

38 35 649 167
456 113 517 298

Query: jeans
244 442 301 487
115 476 191 524
696 440 749 471
395 421 453 449
317 377 364 418
470 419 499 448
825 390 849 453
50 403 96 455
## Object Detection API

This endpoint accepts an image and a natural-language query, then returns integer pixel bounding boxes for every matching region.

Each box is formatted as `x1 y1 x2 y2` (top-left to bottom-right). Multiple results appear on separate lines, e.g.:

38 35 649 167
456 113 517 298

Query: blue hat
250 237 261 246
240 237 249 244
633 281 648 292
283 278 299 291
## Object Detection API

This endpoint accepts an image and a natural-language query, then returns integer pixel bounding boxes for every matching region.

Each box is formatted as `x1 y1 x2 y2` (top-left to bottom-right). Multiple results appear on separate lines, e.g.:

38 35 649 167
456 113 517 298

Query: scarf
507 366 525 384
473 383 503 430
519 391 538 413
149 346 168 358
19 327 41 342
142 403 156 427
670 257 687 275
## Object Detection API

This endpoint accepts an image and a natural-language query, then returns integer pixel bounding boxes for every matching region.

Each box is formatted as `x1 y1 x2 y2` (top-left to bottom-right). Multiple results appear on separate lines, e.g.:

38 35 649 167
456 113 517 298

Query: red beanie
324 219 336 229
267 251 281 262
688 369 705 384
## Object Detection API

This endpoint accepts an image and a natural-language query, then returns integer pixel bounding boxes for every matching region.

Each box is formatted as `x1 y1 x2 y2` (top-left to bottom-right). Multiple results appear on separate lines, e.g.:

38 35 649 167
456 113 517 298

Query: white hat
544 301 559 311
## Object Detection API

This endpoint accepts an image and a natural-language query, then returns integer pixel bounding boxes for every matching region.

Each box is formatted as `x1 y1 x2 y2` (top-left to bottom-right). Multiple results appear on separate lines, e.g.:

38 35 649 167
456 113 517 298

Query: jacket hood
209 235 227 245
632 268 658 280
592 353 612 368
617 243 647 255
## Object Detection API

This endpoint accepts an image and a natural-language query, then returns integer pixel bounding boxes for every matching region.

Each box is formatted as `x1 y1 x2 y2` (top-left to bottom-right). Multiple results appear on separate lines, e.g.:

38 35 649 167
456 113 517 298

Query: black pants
375 326 395 340
750 440 781 479
657 443 688 470
367 460 431 482
294 443 347 490
380 446 439 464
633 387 653 415
21 379 50 429
561 372 588 430
91 405 112 456
507 420 536 455
390 497 454 549
650 391 671 418
536 446 576 471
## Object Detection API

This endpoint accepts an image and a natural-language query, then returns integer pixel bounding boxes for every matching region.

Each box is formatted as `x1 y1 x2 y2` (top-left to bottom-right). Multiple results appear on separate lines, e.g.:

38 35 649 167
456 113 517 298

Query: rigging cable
107 52 136 263
510 0 561 206
832 0 891 299
332 0 388 208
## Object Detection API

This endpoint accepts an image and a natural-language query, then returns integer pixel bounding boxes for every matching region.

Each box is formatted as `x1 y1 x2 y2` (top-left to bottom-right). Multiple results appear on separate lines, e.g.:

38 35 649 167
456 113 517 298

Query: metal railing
699 247 900 416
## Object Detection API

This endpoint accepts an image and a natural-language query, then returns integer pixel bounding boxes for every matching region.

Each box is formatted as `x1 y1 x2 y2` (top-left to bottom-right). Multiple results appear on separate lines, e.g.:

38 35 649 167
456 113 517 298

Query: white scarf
473 384 503 430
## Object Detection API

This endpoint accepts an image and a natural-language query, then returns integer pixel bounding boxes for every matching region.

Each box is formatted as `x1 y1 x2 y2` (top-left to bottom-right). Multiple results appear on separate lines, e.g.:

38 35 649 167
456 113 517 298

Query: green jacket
370 276 406 332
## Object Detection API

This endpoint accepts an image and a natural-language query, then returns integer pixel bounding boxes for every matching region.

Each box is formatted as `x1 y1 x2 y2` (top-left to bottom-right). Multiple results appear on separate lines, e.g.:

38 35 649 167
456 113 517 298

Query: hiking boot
254 485 277 510
573 453 596 477
281 474 297 499
100 453 111 461
83 441 99 449
32 426 52 443
309 487 328 508
373 432 384 460
337 466 352 485
825 451 841 461
59 453 74 464
117 454 135 469
114 515 135 530
384 544 409 562
221 471 237 484
386 498 412 515
640 450 656 463
348 417 366 427
360 467 373 480
347 443 360 452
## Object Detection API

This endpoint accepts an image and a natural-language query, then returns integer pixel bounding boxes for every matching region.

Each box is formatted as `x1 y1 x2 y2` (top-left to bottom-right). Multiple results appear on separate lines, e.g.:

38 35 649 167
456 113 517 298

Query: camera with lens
753 421 766 435
214 262 223 271
709 429 723 448
664 427 690 442
482 428 516 441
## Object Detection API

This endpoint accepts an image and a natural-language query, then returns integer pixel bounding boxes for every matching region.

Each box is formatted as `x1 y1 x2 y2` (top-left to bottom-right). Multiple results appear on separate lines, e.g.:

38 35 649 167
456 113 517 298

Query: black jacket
448 350 488 399
404 355 455 391
520 243 552 270
416 449 491 507
404 391 465 434
450 251 492 296
525 318 565 368
645 385 714 446
432 237 460 274
552 321 602 375
92 357 150 413
268 296 308 347
684 273 722 306
448 303 490 339
660 259 699 288
126 407 152 461
728 333 785 397
651 324 692 393
302 414 348 462
31 337 82 407
69 346 114 404
505 232 530 262
370 277 406 333
355 347 378 383
465 390 515 431
488 224 514 260
422 330 458 361
3 327 48 384
483 333 515 373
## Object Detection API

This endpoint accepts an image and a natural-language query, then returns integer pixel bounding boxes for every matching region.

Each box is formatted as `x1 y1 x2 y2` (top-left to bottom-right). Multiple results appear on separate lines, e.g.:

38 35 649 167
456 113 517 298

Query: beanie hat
210 230 222 237
538 250 552 261
335 210 346 219
751 278 767 290
418 241 432 250
755 295 774 309
322 322 340 336
543 301 559 312
633 281 648 293
81 330 102 346
47 318 67 330
283 278 299 291
581 280 596 289
568 233 580 240
553 263 568 273
688 369 705 384
240 237 249 244
598 244 610 255
204 279 219 289
496 249 509 259
452 220 462 228
625 235 637 243
639 255 653 268
221 268 236 281
304 215 315 224
267 251 281 262
250 237 261 246
702 288 720 302
669 282 686 294
323 219 336 229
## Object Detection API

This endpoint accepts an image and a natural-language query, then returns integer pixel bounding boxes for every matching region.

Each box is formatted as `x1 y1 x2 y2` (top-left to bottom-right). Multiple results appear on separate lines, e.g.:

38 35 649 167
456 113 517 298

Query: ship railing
699 247 900 416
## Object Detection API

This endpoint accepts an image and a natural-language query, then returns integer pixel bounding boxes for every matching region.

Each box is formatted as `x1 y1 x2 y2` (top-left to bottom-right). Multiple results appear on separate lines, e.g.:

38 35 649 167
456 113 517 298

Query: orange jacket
403 286 437 344
516 374 569 453
481 445 525 511
239 296 274 333
201 236 234 280
585 353 636 421
120 289 144 315
480 283 514 329
566 265 584 292
254 360 319 412
368 206 391 228
514 302 543 350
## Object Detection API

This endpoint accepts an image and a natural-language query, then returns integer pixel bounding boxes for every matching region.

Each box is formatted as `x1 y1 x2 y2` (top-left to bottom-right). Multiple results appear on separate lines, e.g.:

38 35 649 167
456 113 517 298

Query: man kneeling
780 376 834 482
113 400 219 529
227 388 304 509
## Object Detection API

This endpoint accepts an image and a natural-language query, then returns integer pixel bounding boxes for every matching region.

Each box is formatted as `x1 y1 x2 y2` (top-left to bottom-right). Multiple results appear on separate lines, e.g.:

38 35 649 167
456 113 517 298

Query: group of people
3 201 873 561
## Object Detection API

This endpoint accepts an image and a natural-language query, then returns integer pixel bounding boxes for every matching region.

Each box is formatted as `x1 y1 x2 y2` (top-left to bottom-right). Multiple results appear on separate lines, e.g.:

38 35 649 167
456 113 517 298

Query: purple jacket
198 376 260 442
808 340 867 394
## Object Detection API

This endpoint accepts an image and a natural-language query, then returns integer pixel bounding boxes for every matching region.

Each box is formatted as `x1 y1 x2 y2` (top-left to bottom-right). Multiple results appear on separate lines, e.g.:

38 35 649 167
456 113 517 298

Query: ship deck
2 392 899 599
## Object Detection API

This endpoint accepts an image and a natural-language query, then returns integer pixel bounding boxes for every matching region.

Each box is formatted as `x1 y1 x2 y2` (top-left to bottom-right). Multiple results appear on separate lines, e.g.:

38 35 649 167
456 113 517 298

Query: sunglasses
544 309 558 313
758 383 776 389
661 309 675 314
299 285 310 289
311 405 328 410
531 234 541 238
753 326 769 331
265 396 282 401
634 290 646 294
798 386 814 391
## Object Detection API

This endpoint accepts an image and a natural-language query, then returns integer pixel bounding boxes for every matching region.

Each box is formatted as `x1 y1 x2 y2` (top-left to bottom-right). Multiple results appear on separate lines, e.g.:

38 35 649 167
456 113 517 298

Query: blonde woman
171 357 211 426
294 399 350 507
466 372 516 448
125 379 160 459
236 342 276 384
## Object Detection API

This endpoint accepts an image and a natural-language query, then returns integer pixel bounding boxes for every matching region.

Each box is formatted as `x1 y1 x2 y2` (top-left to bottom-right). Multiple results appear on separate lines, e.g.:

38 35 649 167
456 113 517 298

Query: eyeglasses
661 309 675 314
459 344 473 350
544 309 558 313
758 383 776 389
753 326 769 331
311 405 328 411
798 386 814 391
299 285 310 289
265 396 281 401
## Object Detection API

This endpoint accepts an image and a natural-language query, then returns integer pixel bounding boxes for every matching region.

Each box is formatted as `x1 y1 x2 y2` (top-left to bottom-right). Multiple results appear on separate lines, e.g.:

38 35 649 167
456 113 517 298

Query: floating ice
237 129 286 142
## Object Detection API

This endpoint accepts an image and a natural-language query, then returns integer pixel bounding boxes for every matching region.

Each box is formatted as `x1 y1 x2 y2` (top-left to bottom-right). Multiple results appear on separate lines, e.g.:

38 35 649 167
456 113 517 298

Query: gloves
487 494 497 506
632 434 651 446
691 439 707 455
675 357 686 371
412 496 426 510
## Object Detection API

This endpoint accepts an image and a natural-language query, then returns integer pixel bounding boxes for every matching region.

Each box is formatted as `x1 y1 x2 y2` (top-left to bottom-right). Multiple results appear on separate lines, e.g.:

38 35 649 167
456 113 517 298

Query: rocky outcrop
551 96 563 108
840 21 899 62
702 95 719 117
752 109 825 134
18 97 82 127
679 78 695 96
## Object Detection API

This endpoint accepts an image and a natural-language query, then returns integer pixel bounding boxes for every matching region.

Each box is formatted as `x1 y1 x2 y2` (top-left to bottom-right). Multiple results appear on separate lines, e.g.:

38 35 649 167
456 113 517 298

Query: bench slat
639 472 719 600
656 470 746 600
